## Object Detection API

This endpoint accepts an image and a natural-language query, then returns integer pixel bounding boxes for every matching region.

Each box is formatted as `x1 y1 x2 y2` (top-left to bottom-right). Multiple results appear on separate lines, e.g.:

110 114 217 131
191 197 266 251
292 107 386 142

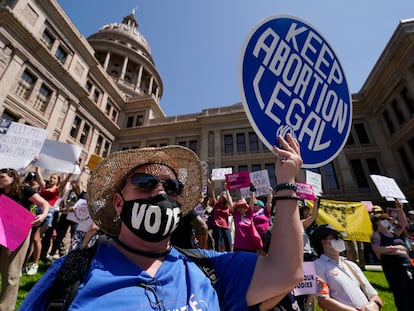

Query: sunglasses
130 173 183 196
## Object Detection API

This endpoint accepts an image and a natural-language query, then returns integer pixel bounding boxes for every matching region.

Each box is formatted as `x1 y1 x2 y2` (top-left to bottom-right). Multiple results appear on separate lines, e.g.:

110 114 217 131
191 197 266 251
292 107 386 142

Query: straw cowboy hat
87 146 203 236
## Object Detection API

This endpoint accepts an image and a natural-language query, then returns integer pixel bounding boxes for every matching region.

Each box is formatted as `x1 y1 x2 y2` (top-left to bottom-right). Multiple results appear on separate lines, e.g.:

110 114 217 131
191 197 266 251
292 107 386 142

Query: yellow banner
308 199 373 242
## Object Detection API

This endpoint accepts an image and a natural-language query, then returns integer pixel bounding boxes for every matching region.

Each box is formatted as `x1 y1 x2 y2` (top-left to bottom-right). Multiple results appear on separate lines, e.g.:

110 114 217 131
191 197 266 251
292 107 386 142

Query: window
346 132 355 145
86 81 93 92
224 134 233 155
398 147 414 179
92 89 100 103
208 132 214 157
126 116 134 128
55 45 68 64
382 110 394 134
70 116 81 139
103 141 111 157
79 123 90 145
265 163 276 187
391 100 405 125
238 165 248 172
323 163 339 190
235 133 246 153
401 87 414 114
350 159 369 188
189 140 198 154
33 84 51 112
366 158 381 175
136 115 143 126
111 109 118 122
252 164 261 172
95 135 103 154
41 29 54 49
354 123 370 144
16 70 36 99
249 132 259 152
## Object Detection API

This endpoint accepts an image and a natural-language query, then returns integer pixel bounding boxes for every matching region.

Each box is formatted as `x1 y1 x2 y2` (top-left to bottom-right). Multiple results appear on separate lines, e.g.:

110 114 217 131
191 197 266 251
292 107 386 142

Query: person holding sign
0 168 49 311
371 199 412 311
208 179 234 252
312 224 382 311
20 135 304 310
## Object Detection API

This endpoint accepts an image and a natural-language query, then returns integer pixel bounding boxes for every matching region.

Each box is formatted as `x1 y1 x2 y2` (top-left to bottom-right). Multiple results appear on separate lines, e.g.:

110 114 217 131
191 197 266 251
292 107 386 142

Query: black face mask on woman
120 193 182 242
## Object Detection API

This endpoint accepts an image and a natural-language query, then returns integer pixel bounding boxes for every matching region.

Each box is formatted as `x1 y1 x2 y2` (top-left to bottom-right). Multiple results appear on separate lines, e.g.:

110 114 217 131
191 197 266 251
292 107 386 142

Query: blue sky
58 0 414 116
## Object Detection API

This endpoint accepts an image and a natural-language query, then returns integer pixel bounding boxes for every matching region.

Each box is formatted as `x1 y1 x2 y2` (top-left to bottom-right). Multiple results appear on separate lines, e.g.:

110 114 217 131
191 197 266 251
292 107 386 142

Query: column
103 51 111 71
120 56 128 80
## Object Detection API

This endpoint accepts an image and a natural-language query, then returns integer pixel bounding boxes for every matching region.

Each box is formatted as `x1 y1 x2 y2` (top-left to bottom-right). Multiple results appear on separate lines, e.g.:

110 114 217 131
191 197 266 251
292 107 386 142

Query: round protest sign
239 15 352 168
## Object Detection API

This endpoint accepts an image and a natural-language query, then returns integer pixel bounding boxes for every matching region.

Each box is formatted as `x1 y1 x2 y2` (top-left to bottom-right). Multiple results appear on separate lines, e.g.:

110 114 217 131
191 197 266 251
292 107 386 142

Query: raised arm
394 198 408 236
302 197 319 230
246 134 303 307
35 166 46 189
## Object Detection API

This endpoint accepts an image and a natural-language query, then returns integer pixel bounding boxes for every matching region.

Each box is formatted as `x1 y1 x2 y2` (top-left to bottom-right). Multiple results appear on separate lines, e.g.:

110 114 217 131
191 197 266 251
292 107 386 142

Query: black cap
24 171 36 182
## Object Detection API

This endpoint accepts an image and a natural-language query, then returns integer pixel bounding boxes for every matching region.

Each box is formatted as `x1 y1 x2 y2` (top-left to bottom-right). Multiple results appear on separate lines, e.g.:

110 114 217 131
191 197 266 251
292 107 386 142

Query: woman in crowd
371 199 413 311
27 167 71 275
0 168 49 311
208 180 233 251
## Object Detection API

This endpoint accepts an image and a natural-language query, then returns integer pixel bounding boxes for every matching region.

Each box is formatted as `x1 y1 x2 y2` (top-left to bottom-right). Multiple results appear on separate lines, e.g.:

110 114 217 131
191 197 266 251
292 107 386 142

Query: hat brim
87 146 203 236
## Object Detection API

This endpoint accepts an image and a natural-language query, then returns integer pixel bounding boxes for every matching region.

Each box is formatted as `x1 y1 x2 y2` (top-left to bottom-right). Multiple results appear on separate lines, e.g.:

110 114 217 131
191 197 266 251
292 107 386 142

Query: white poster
211 167 232 181
36 140 83 173
293 262 317 295
240 169 270 198
370 174 407 202
0 119 47 169
306 170 322 196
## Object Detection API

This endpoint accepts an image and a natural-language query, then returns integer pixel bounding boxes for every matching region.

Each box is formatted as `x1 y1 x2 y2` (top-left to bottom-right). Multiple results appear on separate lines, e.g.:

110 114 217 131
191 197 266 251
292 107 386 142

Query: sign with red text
296 181 315 200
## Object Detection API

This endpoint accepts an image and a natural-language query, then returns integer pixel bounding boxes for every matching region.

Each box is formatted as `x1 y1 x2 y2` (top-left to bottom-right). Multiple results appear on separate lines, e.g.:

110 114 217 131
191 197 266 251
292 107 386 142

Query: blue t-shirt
19 242 258 310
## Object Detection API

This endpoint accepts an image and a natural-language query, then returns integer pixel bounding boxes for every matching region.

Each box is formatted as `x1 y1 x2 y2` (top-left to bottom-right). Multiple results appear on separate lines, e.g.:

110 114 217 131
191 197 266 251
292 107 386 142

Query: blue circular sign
239 15 352 168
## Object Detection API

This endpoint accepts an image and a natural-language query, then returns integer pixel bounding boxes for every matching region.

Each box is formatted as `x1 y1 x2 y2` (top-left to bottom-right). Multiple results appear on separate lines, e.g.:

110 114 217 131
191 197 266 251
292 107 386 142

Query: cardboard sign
0 195 35 251
294 262 317 295
240 169 271 198
296 181 315 200
225 171 251 190
306 170 322 195
36 140 83 173
370 174 407 202
239 15 352 168
211 167 232 181
0 119 47 169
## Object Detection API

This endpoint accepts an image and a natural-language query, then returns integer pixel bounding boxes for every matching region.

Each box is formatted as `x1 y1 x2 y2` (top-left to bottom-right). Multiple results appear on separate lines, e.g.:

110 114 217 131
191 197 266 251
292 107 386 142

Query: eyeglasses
130 173 183 196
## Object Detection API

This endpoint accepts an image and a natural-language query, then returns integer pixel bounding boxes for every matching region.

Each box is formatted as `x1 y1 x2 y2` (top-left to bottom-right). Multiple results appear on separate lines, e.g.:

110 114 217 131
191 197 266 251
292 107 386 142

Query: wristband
275 183 297 192
273 195 302 201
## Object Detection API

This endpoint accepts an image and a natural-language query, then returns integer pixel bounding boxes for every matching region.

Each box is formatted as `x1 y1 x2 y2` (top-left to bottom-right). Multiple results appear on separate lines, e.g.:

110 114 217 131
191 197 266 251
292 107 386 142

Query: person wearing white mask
371 199 412 311
312 224 383 311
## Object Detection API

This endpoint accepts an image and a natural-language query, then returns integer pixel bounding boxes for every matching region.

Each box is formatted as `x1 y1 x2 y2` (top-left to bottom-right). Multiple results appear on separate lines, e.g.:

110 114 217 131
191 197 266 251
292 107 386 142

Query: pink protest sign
225 171 251 190
0 194 35 251
296 181 315 200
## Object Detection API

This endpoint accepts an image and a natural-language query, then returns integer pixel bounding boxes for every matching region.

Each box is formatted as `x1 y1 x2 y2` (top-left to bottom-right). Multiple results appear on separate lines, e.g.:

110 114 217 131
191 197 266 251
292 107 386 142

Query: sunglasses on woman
130 173 183 196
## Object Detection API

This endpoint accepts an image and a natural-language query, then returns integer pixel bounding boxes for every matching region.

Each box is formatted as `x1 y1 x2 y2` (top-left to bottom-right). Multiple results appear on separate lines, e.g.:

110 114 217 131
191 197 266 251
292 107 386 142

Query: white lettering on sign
251 24 349 153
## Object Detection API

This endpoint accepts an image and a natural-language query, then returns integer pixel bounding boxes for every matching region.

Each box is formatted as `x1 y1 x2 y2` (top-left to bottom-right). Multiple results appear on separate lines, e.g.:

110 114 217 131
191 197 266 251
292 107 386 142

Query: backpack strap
174 246 219 287
46 244 98 311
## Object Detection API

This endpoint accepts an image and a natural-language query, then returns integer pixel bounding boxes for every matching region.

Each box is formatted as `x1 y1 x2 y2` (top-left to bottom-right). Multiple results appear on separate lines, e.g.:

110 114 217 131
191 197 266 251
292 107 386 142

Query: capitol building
1 0 414 205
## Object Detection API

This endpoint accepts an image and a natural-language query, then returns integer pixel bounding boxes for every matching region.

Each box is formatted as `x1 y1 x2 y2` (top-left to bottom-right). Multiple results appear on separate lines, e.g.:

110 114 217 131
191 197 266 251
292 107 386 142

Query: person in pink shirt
232 198 261 252
251 185 272 243
208 180 233 251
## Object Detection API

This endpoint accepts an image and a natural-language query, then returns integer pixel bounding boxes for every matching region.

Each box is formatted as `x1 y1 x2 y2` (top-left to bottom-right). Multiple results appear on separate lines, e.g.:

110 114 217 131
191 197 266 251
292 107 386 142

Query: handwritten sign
294 262 317 295
370 174 407 202
239 15 352 168
211 167 232 181
240 170 270 198
0 194 35 251
225 171 251 190
0 119 47 169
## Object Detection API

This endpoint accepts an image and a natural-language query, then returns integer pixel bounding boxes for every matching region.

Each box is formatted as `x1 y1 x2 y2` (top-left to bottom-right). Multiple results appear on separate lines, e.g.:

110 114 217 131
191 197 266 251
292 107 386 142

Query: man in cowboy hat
20 134 303 310
312 224 383 311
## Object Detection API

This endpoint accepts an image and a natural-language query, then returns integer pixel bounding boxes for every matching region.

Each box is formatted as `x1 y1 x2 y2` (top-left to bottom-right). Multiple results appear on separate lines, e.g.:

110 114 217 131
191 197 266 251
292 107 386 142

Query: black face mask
120 193 182 242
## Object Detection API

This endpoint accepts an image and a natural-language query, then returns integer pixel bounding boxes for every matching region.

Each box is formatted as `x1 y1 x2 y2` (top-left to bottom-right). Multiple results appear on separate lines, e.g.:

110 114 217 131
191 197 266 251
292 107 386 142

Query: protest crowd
0 136 412 311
